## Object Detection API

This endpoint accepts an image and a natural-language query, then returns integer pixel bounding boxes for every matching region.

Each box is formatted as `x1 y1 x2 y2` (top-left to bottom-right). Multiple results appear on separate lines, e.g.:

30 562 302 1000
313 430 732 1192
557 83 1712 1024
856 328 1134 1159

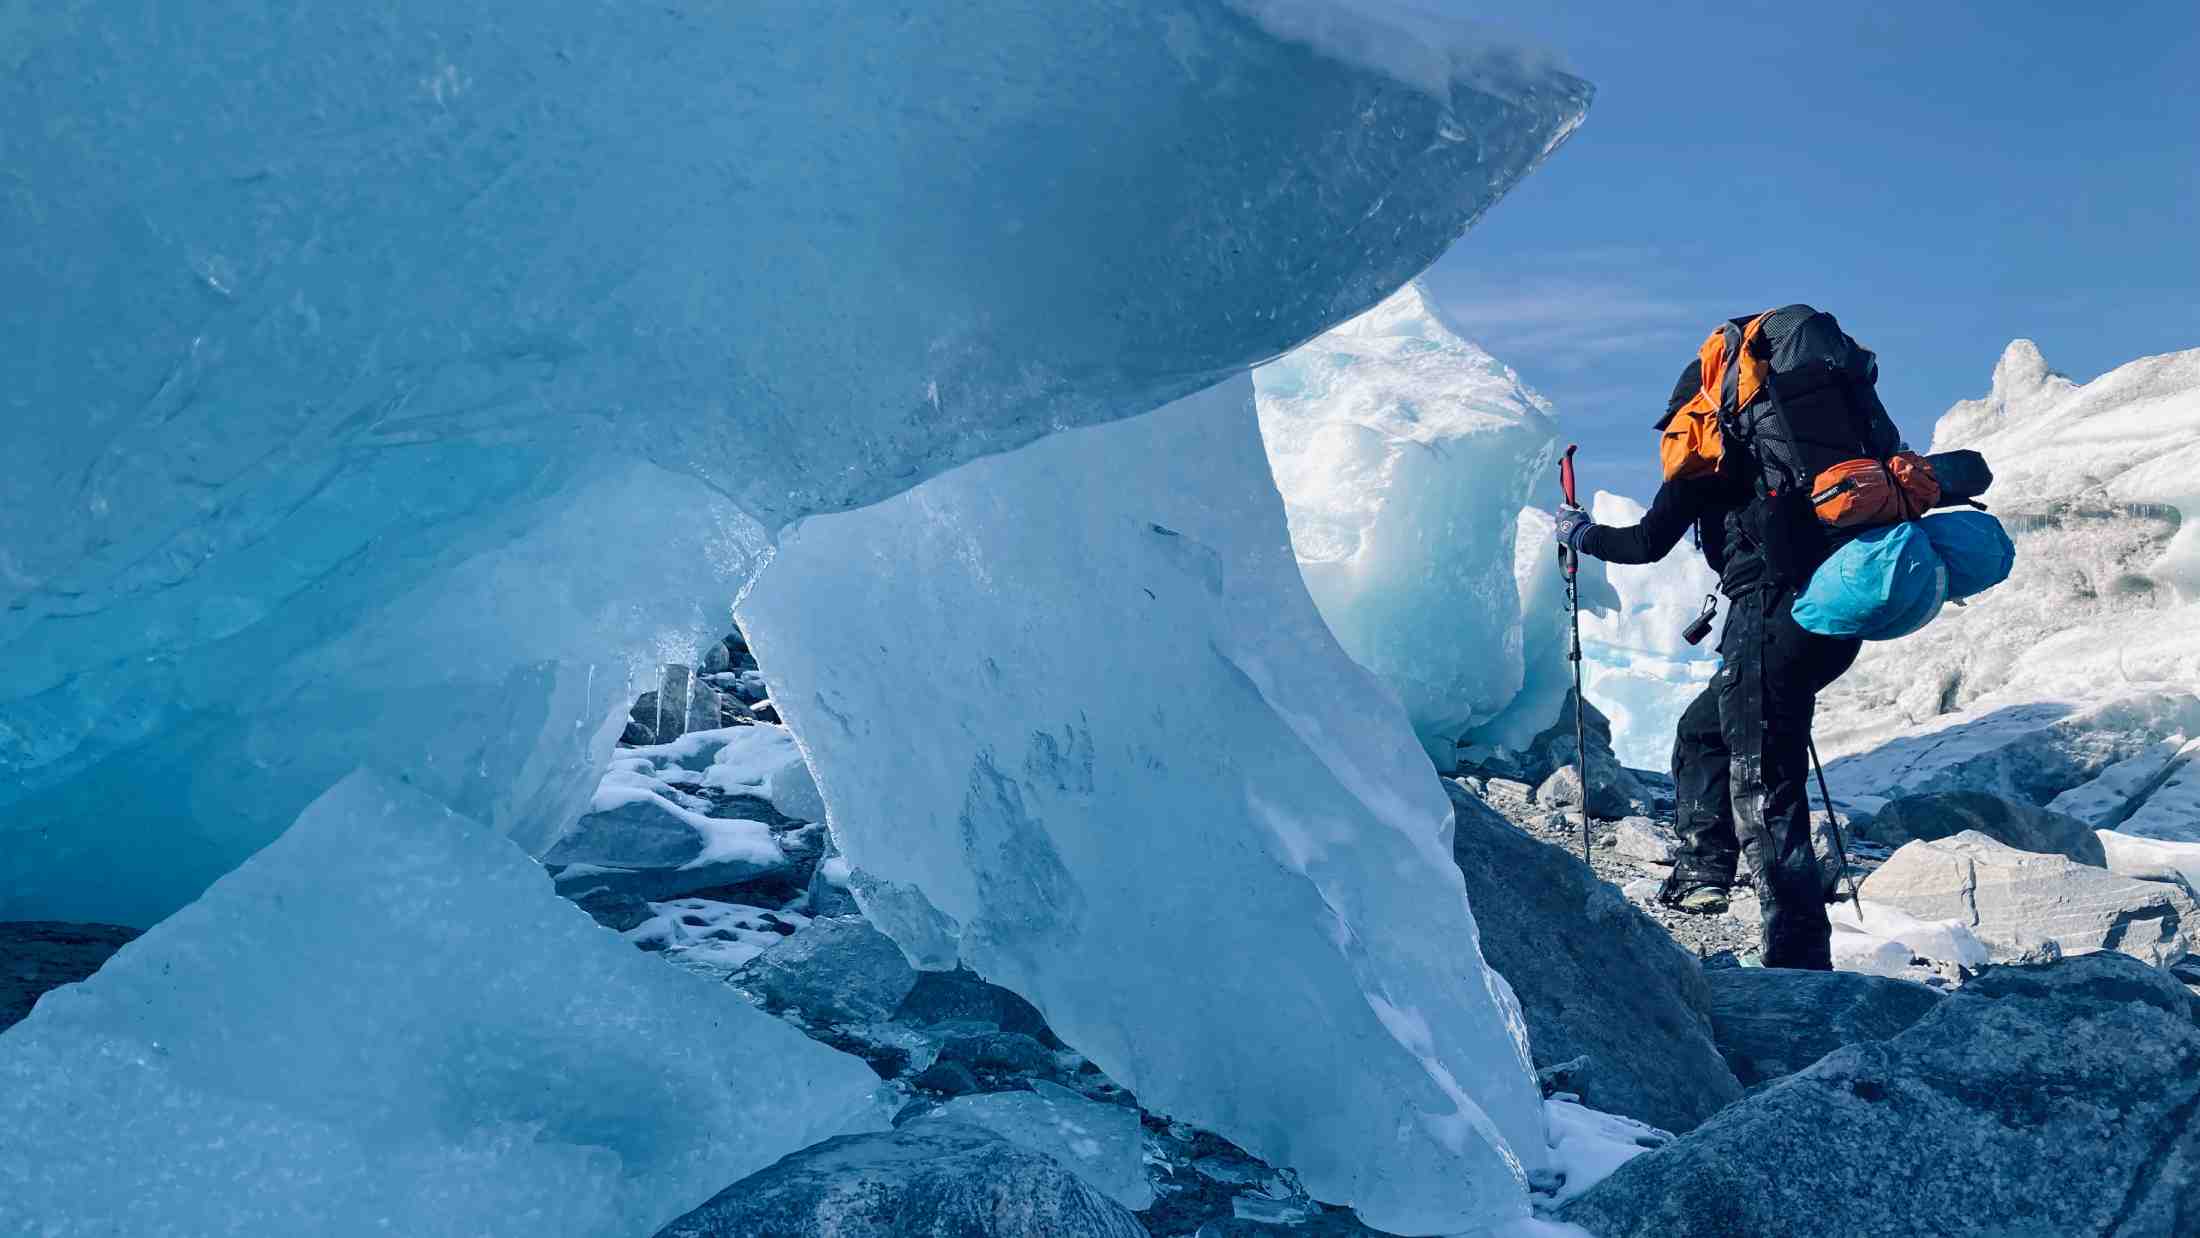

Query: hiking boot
1670 884 1730 915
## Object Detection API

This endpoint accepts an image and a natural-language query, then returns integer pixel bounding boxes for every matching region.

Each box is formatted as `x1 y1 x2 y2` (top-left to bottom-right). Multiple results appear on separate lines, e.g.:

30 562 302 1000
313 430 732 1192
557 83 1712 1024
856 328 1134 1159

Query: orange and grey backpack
1656 304 1939 586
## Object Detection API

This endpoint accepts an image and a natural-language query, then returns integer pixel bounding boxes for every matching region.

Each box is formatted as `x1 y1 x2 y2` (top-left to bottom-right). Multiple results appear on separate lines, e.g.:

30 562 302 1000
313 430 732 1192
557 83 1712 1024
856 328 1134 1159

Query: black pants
1668 589 1860 970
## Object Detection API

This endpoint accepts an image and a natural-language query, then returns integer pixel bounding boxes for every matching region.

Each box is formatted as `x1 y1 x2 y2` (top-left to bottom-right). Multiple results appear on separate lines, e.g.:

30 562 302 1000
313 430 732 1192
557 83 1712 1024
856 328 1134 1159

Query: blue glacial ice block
0 0 1590 925
0 769 888 1238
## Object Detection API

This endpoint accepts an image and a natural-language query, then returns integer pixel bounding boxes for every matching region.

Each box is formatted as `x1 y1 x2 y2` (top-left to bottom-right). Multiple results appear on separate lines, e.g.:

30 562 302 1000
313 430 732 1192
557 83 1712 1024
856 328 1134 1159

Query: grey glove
1553 504 1594 553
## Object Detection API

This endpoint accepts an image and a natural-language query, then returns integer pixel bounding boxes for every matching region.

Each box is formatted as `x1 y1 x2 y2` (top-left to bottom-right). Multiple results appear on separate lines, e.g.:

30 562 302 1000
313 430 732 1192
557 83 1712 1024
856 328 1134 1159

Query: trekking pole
1557 444 1590 866
1807 734 1864 925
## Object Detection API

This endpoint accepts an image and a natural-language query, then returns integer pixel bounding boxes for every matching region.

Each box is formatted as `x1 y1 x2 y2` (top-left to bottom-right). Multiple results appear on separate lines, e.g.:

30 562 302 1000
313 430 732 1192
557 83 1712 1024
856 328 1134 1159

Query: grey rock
896 967 1057 1043
655 663 694 743
805 846 862 918
1523 690 1645 815
2 921 141 1031
736 915 919 1027
685 682 727 735
562 883 655 933
1613 817 1679 864
1562 953 2200 1238
652 1122 1146 1238
1703 968 1944 1088
910 1060 981 1097
936 1030 1056 1078
1534 759 1642 821
1859 831 2197 966
1447 781 1743 1132
1862 790 2107 864
545 794 790 900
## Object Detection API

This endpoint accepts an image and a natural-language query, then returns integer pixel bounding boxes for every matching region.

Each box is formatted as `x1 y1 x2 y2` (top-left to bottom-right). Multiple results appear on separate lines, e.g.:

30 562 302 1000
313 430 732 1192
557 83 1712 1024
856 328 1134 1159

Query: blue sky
1418 1 2200 505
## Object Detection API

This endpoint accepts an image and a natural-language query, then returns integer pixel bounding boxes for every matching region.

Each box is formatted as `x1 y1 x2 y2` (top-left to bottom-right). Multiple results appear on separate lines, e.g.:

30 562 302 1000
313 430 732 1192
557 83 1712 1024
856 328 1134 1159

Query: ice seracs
0 0 1592 925
1256 282 1558 761
1818 340 2200 841
739 378 1546 1234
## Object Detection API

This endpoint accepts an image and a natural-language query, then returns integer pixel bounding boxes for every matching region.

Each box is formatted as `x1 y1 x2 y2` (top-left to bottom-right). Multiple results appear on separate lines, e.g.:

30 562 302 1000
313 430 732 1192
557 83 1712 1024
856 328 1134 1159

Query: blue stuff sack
1919 509 2015 600
1793 521 1949 640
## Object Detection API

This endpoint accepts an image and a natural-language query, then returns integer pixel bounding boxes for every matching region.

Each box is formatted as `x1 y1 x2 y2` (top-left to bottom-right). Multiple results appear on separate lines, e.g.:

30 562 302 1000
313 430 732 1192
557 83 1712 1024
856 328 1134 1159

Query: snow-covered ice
1461 508 1621 756
0 770 887 1238
740 378 1546 1233
1818 341 2200 827
0 1 1591 926
1255 282 1558 759
922 1081 1155 1211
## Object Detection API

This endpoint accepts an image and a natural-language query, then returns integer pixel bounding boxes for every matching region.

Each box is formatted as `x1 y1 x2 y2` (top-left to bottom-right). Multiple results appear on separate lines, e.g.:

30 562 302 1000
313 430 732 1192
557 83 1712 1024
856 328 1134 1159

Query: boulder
921 1082 1153 1210
1861 791 2106 863
735 915 920 1027
1612 817 1679 864
1562 953 2200 1238
1447 781 1743 1133
1535 763 1640 821
1702 968 1944 1088
1524 690 1645 817
545 790 789 900
652 1122 1147 1238
1859 831 2197 966
895 967 1057 1043
1 921 141 1031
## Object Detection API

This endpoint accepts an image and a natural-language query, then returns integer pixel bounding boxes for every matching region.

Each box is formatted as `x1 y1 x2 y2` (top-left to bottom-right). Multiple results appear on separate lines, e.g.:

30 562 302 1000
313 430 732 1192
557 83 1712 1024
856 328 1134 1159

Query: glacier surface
1819 341 2200 835
738 378 1546 1234
1255 282 1558 760
0 770 889 1238
0 0 1590 924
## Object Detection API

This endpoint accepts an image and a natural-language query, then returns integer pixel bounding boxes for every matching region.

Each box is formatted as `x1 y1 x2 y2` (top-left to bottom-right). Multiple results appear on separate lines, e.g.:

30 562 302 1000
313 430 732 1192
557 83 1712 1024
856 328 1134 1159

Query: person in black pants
1552 362 1862 970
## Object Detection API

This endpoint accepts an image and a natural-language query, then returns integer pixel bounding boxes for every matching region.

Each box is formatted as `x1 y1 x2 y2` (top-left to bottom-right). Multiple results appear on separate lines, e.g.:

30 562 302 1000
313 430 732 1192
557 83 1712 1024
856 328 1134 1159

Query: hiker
1552 307 1914 971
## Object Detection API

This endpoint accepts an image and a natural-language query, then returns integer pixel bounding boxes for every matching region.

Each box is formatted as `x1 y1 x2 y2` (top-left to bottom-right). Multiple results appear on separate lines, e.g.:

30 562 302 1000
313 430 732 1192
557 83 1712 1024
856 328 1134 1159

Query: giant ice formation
0 771 889 1238
1819 341 2200 836
1255 282 1558 760
738 378 1546 1234
1461 507 1621 755
0 2 1590 924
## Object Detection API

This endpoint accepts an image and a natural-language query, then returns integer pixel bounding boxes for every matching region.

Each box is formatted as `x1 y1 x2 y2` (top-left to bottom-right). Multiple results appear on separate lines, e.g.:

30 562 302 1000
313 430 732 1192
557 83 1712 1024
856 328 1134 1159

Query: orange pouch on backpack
1810 452 1941 527
1658 392 1724 481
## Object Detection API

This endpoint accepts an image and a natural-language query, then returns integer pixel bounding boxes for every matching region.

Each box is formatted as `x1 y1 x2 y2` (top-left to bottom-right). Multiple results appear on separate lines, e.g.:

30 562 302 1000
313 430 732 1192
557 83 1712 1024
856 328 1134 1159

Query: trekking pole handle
1559 444 1579 507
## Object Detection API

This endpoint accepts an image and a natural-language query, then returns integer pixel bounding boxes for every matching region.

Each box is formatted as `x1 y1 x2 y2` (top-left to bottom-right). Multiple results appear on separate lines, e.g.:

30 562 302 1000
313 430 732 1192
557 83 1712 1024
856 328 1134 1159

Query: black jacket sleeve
1579 477 1706 565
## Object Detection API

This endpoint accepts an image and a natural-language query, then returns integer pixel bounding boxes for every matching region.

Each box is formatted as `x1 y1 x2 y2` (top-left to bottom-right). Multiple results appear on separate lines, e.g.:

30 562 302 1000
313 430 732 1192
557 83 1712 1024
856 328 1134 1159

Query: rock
562 883 656 933
804 840 862 918
622 688 664 746
921 1082 1153 1210
655 663 695 743
545 791 789 900
750 699 782 724
1562 953 2200 1237
1621 876 1663 904
935 1030 1058 1079
1862 790 2107 864
734 915 920 1027
1524 690 1645 815
652 1122 1147 1238
1702 968 1944 1088
1859 831 2197 966
910 1060 981 1097
1446 782 1743 1133
685 683 727 735
1 921 141 1031
895 967 1057 1043
1535 760 1643 821
1613 817 1679 864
